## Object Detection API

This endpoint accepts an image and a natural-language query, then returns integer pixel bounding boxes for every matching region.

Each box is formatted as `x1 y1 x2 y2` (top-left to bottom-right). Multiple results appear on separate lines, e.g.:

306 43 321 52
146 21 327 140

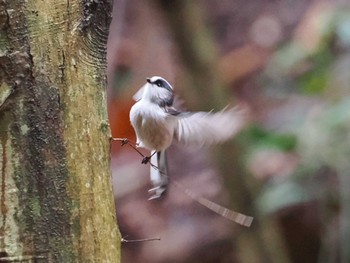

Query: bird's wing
164 106 182 116
174 106 249 146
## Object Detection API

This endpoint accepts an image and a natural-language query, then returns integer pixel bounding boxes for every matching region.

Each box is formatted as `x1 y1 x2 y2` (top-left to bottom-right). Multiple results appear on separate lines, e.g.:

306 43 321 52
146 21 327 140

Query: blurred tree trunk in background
154 0 226 111
0 0 120 262
155 1 290 262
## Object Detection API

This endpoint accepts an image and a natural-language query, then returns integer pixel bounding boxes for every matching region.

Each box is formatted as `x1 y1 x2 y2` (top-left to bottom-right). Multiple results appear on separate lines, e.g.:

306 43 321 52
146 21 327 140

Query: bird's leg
141 151 157 164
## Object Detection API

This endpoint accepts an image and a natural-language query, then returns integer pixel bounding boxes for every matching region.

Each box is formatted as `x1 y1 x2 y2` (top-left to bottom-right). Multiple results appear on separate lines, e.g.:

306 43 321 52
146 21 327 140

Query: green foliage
298 45 332 94
242 125 297 152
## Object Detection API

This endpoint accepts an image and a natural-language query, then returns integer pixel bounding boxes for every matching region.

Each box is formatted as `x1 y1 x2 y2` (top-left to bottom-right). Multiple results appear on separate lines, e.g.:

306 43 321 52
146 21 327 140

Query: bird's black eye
154 80 163 87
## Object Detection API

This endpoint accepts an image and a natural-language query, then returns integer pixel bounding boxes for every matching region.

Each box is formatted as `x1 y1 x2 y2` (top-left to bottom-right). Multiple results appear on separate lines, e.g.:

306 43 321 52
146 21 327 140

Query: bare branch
121 236 161 243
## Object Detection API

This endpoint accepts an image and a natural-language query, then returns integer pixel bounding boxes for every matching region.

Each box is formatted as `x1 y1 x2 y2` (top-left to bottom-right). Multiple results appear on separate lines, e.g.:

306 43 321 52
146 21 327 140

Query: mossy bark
0 0 120 262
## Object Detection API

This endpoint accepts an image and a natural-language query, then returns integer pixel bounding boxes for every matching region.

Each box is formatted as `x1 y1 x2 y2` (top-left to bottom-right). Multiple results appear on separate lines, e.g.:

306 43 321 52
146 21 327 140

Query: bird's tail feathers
172 179 253 227
149 151 168 200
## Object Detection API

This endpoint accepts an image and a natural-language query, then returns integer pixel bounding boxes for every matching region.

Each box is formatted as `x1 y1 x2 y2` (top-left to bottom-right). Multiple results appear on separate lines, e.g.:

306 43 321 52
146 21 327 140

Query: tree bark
0 0 120 262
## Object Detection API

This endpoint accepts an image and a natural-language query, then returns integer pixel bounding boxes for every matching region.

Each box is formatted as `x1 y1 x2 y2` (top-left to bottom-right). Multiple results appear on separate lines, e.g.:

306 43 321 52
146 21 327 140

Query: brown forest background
107 0 350 262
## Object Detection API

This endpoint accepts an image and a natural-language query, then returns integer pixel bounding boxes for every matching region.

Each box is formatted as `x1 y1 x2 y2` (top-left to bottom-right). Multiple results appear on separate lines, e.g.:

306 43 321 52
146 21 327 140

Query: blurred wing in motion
174 106 249 146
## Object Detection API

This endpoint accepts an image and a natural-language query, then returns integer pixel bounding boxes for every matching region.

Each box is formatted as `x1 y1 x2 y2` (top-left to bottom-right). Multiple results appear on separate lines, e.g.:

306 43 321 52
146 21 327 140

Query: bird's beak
146 78 152 84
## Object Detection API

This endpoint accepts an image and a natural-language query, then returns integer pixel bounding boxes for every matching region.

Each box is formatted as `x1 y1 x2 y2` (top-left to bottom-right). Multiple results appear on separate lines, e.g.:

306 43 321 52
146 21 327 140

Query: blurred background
107 0 350 262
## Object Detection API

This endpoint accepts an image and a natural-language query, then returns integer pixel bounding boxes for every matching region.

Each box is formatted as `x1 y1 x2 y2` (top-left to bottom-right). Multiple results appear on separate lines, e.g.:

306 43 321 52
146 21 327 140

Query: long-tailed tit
130 76 248 200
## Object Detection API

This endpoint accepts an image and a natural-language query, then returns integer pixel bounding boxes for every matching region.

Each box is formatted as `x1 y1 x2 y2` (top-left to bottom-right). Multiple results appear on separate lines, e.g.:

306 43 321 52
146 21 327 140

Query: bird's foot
121 138 128 146
141 156 151 164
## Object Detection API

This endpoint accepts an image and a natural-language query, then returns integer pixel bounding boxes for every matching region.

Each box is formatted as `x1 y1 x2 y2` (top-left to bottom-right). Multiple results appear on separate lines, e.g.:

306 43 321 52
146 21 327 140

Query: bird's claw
121 138 128 146
141 156 151 164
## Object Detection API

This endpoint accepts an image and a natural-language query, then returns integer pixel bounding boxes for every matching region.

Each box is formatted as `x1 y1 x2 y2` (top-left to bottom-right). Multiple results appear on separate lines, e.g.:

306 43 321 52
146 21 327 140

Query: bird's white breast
130 100 176 151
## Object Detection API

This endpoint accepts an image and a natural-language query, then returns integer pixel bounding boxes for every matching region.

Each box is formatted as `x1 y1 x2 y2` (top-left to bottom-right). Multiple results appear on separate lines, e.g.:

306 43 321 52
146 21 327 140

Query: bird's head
144 76 174 106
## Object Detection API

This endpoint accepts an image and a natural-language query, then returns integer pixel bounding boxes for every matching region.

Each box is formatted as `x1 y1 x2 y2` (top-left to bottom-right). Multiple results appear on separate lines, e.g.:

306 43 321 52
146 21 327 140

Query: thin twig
112 138 159 169
112 138 146 159
121 236 161 243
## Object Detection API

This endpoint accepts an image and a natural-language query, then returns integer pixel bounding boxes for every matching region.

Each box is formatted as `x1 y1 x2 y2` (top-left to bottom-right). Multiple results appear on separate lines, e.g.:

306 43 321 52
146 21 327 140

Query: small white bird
130 76 248 200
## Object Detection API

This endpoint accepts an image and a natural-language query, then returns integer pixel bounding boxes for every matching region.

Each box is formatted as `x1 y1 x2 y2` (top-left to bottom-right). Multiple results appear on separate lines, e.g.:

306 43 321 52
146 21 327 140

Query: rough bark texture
0 0 120 262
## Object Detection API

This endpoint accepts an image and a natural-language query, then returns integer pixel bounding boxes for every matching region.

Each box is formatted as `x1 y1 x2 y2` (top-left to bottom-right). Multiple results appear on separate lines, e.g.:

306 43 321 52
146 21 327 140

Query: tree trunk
0 0 120 262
